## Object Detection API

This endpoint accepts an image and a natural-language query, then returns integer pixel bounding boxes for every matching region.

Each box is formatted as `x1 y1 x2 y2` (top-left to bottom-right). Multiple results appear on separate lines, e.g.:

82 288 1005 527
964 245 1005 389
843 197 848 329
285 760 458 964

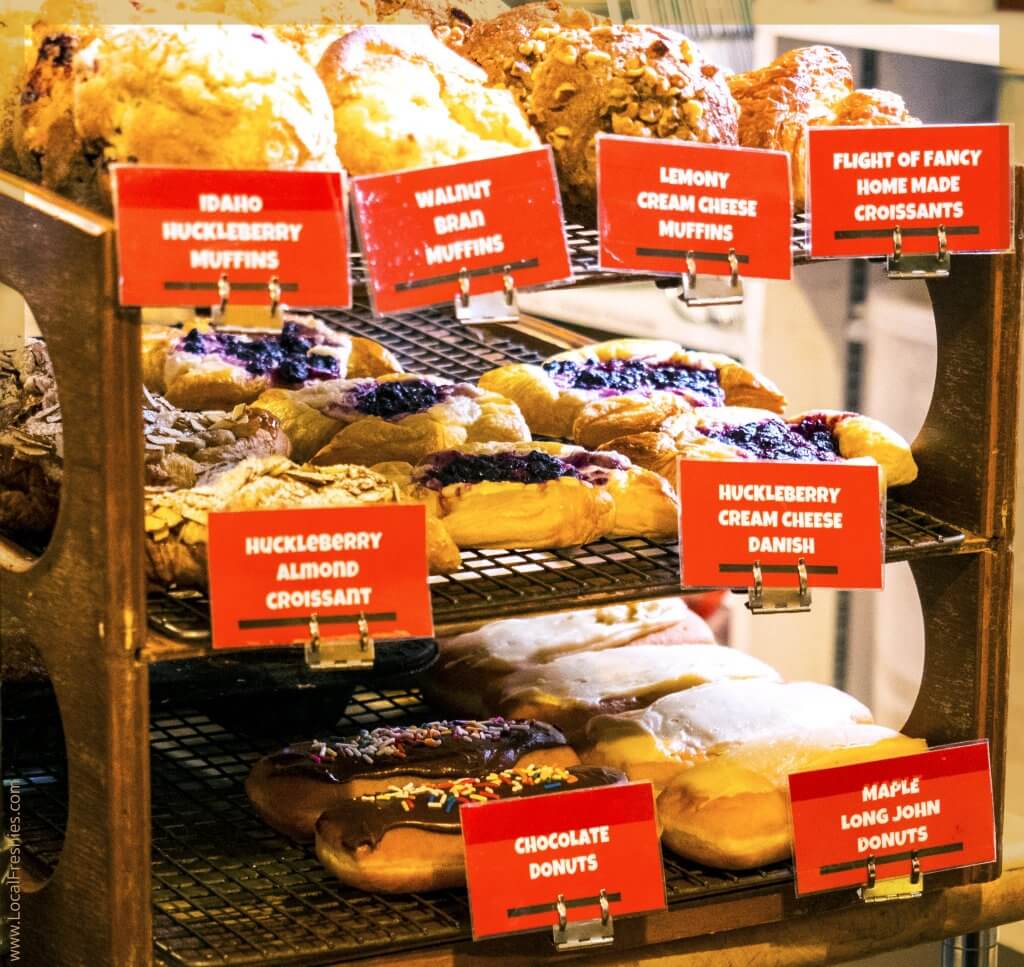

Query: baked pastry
143 318 402 411
247 717 577 840
374 440 679 548
0 341 291 536
141 391 293 490
497 644 781 742
315 763 625 892
16 23 340 211
582 679 873 794
425 598 715 717
144 455 461 587
728 46 918 209
602 406 918 487
316 26 538 176
479 339 786 441
12 23 102 208
461 6 738 214
251 374 530 465
658 725 927 868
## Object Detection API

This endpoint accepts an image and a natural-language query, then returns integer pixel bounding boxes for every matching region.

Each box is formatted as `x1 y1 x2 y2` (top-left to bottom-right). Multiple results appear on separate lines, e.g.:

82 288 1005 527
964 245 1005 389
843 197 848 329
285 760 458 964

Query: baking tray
3 685 794 967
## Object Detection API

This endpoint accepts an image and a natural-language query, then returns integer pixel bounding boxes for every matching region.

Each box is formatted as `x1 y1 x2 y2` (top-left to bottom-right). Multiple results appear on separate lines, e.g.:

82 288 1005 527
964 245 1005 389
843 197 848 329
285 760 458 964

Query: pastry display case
1 154 1021 966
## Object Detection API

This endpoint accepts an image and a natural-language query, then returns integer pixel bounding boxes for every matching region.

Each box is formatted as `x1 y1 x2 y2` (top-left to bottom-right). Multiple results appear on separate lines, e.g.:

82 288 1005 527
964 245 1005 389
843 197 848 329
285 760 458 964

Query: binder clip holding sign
595 135 793 308
205 503 433 668
459 781 666 946
886 223 951 280
111 166 352 325
788 741 997 901
454 264 519 325
677 459 885 613
805 122 1013 276
352 147 571 318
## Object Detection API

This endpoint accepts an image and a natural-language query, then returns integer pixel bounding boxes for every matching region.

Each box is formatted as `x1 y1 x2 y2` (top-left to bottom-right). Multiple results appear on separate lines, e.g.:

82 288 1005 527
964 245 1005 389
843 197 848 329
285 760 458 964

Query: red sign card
352 148 571 315
807 124 1012 258
597 135 793 280
205 504 432 649
789 741 996 895
460 782 665 940
113 166 350 308
677 460 884 590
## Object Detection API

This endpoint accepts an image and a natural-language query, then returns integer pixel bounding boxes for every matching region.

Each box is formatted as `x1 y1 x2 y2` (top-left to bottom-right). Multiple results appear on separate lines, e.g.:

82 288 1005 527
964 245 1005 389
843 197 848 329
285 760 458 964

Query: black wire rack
146 294 969 644
3 686 794 967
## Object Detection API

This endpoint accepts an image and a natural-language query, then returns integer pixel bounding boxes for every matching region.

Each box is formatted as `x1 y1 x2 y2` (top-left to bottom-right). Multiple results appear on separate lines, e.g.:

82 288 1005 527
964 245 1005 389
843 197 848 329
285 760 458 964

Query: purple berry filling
179 322 341 386
417 450 581 488
543 358 726 405
352 379 453 420
415 448 630 489
700 417 840 462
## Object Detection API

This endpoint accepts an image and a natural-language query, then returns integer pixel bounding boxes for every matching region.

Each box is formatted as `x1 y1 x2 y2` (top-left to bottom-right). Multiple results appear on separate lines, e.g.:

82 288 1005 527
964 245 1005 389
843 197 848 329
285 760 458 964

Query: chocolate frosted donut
246 718 578 840
315 764 626 892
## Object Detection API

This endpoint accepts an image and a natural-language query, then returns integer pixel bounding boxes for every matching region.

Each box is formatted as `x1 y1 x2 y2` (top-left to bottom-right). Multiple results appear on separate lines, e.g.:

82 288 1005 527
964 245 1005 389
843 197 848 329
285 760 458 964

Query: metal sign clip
680 250 744 307
886 225 951 279
454 266 520 324
552 890 615 952
859 852 924 903
746 559 812 614
211 273 286 327
304 612 376 671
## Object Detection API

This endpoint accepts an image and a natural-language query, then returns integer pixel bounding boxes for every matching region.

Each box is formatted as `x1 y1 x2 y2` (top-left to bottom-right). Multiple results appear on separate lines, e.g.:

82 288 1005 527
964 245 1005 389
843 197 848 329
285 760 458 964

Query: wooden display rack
0 168 1022 966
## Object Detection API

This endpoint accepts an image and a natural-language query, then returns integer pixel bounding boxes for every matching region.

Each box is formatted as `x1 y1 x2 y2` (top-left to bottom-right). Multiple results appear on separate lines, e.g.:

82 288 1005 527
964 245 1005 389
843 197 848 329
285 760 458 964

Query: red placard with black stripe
597 135 793 280
789 741 996 895
351 148 571 315
112 166 350 308
677 460 884 590
807 123 1012 258
205 504 432 649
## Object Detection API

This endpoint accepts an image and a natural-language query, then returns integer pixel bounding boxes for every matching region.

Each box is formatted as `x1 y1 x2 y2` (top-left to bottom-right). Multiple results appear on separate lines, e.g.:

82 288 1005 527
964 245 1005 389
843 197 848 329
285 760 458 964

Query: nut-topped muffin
460 2 738 215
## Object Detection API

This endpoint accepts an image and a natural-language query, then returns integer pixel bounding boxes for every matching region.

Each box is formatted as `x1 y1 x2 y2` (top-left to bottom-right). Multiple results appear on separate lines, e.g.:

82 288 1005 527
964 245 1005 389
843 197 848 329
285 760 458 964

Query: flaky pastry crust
480 338 785 441
143 318 402 412
252 373 530 465
374 440 677 550
317 25 537 175
144 455 460 587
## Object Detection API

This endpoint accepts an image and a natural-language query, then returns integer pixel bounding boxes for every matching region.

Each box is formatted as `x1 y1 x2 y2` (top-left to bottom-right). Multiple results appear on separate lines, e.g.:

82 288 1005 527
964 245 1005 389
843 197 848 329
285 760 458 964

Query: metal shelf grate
5 687 793 967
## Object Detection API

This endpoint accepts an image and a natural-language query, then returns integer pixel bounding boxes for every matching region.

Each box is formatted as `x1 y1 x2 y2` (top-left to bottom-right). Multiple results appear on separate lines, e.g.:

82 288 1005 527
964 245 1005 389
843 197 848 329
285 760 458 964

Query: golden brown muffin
17 23 339 211
13 25 104 206
457 0 604 108
826 87 918 127
317 25 538 175
462 6 738 214
728 46 918 209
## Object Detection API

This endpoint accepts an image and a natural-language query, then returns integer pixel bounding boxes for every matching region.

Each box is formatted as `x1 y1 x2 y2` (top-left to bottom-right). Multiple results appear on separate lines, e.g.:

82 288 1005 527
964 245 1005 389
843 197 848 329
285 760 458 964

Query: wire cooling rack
147 292 968 643
4 686 794 967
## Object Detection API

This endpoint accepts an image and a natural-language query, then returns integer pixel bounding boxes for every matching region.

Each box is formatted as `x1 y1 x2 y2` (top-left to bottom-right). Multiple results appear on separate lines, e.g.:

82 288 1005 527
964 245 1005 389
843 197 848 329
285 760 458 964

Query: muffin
317 25 538 175
461 3 738 215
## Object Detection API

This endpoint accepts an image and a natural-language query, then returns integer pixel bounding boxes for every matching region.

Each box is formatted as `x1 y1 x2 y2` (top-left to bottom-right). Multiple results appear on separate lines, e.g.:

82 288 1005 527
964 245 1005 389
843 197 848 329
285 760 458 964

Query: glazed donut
657 726 927 869
497 644 781 743
479 338 786 440
246 718 577 841
582 679 874 795
423 598 716 718
314 764 626 892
